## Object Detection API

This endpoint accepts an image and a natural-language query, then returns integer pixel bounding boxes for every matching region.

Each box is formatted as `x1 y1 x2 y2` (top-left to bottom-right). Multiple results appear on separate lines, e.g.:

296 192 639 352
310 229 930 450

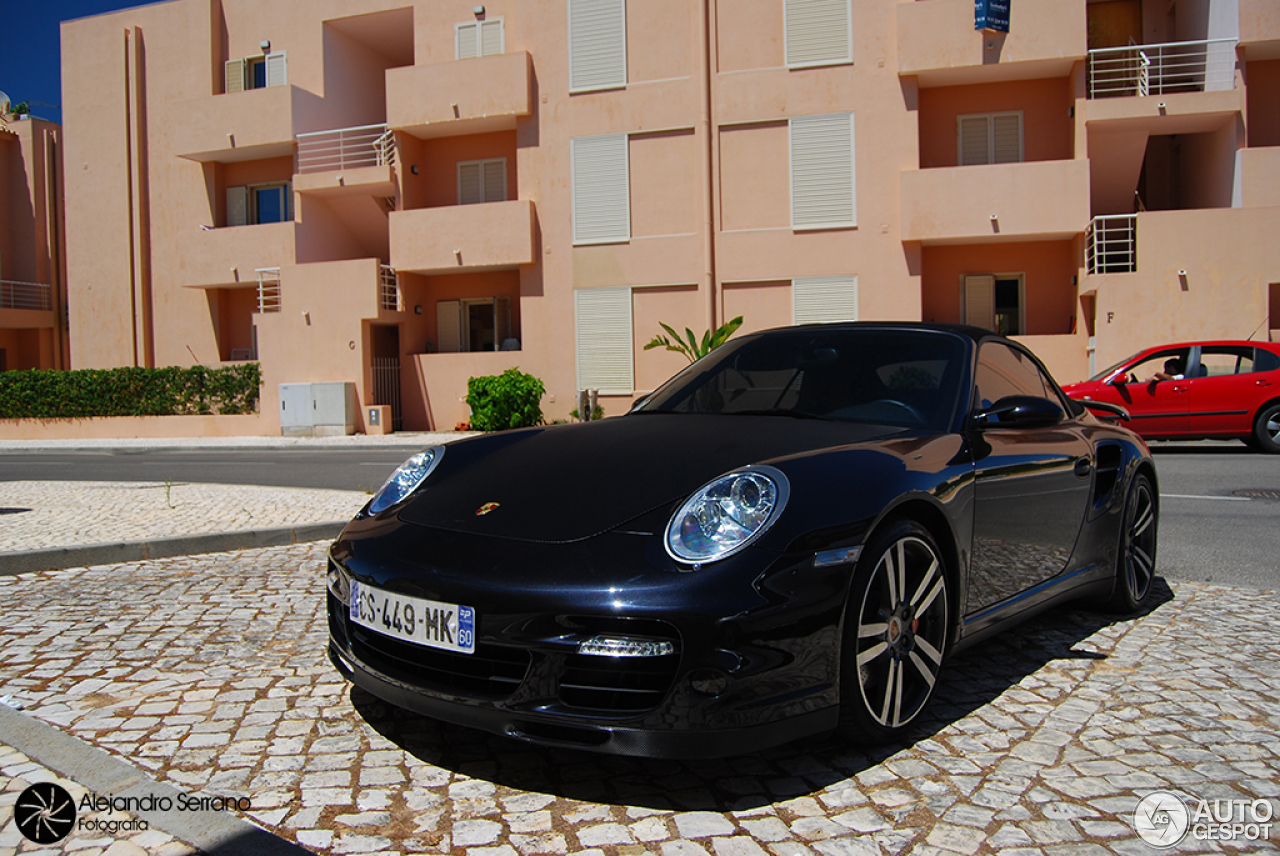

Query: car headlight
367 446 445 515
665 466 789 565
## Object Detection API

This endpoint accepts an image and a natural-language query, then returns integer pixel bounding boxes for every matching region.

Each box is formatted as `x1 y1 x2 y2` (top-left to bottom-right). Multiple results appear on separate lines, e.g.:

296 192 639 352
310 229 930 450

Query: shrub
0 363 262 419
465 368 546 432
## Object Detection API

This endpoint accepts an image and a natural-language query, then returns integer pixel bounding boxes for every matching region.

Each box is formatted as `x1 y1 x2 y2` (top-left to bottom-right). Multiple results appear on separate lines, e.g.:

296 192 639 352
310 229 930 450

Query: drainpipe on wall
698 0 718 332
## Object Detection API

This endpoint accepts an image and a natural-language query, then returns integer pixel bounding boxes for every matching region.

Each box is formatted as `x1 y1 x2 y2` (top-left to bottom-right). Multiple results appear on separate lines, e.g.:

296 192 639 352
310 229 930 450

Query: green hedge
0 364 262 419
465 368 545 432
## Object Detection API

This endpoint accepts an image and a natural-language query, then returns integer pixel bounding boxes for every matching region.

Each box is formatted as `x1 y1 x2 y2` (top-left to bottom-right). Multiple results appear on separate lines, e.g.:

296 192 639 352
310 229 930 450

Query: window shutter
480 19 504 56
790 113 856 229
958 116 990 166
964 275 996 330
265 52 287 87
785 0 851 68
227 186 249 227
575 287 633 393
458 162 483 205
572 134 630 244
793 275 858 324
437 300 462 353
456 22 479 59
483 159 507 202
224 58 246 94
992 113 1023 163
568 0 626 92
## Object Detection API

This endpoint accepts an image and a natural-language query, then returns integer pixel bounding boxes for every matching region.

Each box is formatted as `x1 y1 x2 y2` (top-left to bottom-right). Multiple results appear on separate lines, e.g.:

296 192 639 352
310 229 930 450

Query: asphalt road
2 441 1276 587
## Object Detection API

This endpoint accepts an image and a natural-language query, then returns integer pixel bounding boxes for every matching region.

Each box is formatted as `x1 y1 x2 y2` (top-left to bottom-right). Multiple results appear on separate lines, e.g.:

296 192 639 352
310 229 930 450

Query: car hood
396 414 902 543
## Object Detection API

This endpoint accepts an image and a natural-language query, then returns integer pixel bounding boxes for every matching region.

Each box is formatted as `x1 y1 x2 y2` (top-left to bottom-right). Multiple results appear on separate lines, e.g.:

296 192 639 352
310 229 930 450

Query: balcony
389 200 535 273
176 222 298 288
293 124 397 197
900 159 1090 244
387 52 531 139
0 280 52 311
1086 215 1137 274
896 0 1085 86
171 86 300 163
1087 39 1237 99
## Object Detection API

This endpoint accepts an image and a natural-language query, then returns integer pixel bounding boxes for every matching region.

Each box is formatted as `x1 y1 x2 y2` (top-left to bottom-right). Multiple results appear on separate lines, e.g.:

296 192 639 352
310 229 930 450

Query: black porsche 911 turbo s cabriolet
327 323 1158 757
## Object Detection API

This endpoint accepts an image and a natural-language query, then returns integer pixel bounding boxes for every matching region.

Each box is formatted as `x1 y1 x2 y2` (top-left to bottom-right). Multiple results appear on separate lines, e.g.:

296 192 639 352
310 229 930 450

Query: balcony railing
0 280 52 311
296 124 396 174
256 268 282 313
1087 39 1236 99
379 265 401 312
1086 215 1137 274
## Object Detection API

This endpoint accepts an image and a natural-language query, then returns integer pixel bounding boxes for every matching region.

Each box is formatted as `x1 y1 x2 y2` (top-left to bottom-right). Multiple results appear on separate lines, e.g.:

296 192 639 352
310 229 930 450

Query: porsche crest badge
476 502 500 516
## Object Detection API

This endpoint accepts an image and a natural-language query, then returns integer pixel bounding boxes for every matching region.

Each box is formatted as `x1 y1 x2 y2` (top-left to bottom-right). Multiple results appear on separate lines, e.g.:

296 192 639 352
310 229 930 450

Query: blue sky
0 1 161 121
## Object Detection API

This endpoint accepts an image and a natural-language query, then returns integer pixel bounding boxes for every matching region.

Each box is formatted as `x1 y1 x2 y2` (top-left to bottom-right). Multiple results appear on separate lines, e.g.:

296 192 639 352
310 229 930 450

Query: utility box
279 382 357 436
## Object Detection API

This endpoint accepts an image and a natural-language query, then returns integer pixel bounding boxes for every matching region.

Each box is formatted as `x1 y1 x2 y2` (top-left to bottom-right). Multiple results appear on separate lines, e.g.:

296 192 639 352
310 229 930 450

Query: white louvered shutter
785 0 852 68
227 186 249 227
483 159 507 202
992 113 1023 163
480 19 504 56
265 52 287 87
790 113 856 229
437 300 462 353
572 135 630 244
456 22 479 59
575 287 633 393
964 275 996 330
568 0 626 92
224 58 246 94
958 116 990 166
793 276 858 324
458 162 483 205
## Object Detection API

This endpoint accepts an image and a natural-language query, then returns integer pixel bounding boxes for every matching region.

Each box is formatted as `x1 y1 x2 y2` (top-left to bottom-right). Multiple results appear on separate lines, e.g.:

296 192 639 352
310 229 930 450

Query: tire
838 520 949 743
1253 403 1280 454
1106 472 1158 613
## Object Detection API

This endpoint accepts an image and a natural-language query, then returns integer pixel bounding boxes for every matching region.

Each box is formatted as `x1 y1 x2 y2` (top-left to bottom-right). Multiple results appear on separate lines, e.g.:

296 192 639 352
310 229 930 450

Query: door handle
1259 379 1273 387
1074 457 1092 478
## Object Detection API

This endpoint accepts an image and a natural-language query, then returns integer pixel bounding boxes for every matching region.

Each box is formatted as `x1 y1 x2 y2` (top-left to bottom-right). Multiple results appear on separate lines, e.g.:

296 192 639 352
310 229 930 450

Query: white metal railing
256 267 282 313
379 265 401 312
295 123 396 174
1086 215 1137 274
0 280 52 311
1088 39 1236 99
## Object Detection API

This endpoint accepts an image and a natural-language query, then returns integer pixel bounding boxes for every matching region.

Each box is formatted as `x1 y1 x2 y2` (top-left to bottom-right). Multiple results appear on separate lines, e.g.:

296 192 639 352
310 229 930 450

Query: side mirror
1104 370 1128 386
972 395 1064 429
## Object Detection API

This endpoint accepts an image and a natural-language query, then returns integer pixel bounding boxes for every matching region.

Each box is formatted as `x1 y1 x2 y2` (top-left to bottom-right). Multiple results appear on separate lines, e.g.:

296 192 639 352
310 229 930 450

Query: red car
1061 340 1280 452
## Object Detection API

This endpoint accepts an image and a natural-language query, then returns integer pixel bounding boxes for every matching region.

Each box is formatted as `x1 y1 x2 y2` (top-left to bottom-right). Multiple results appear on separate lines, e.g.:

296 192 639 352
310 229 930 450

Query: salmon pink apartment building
55 0 1280 433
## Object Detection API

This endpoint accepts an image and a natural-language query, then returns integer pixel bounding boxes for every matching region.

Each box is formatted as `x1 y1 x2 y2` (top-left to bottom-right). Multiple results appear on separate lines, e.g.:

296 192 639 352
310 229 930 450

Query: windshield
1088 352 1142 382
636 327 966 431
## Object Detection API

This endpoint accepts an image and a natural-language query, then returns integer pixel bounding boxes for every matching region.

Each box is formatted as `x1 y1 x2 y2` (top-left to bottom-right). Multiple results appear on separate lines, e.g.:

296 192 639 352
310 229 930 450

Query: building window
575 286 633 393
790 113 856 230
793 275 858 324
785 0 852 69
456 19 504 59
437 298 513 353
458 159 507 205
963 274 1024 336
225 52 287 94
958 112 1023 166
227 183 292 227
571 134 630 245
568 0 626 92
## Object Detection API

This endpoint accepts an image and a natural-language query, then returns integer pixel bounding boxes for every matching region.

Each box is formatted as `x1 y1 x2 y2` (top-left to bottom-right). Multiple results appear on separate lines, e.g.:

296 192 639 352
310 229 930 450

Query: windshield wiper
725 408 834 421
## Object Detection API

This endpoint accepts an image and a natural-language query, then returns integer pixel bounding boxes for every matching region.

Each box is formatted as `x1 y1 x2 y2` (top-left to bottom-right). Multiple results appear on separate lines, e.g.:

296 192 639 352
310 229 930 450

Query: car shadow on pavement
350 578 1175 812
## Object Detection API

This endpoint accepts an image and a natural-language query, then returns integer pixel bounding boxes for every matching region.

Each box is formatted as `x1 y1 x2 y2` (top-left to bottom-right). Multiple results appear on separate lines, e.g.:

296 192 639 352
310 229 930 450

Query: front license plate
349 581 475 654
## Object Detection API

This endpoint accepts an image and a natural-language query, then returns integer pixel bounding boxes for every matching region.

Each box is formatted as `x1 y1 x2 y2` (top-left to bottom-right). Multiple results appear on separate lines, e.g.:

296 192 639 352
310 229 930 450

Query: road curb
0 523 346 576
0 703 312 855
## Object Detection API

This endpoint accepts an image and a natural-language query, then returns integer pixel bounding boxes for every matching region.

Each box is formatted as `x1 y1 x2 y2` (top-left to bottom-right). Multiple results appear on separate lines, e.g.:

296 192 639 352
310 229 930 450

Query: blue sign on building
976 0 1010 32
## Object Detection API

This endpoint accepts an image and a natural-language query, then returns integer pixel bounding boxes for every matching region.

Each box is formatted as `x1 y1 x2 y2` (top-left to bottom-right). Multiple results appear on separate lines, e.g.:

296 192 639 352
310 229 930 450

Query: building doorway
371 325 402 431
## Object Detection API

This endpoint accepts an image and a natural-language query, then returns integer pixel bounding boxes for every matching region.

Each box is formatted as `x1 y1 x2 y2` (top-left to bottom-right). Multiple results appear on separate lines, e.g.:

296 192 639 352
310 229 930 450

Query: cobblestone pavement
1 542 1278 855
0 482 369 552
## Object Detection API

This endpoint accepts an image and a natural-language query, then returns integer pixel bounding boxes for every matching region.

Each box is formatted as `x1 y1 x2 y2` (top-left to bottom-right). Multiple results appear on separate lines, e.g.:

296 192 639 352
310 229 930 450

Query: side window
1124 348 1191 383
974 342 1051 409
1197 346 1254 377
1254 348 1280 374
